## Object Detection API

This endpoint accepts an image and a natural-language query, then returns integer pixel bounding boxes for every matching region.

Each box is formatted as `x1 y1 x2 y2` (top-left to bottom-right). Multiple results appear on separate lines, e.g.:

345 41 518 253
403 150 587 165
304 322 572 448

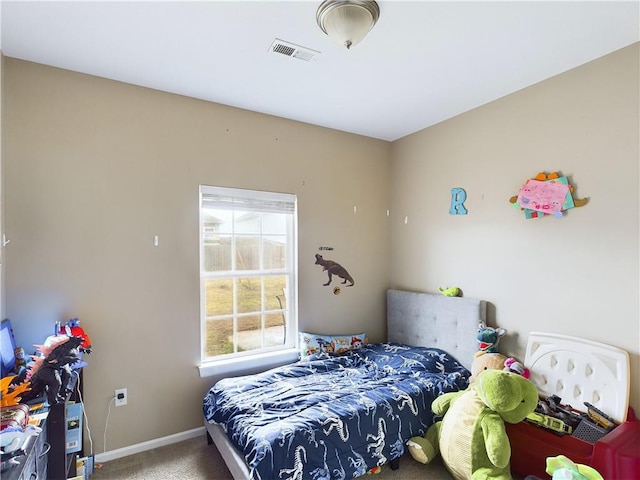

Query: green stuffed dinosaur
407 369 538 480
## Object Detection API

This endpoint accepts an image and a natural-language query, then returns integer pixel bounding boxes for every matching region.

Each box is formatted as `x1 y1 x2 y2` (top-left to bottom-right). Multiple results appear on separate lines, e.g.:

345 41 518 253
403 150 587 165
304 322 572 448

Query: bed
203 289 487 479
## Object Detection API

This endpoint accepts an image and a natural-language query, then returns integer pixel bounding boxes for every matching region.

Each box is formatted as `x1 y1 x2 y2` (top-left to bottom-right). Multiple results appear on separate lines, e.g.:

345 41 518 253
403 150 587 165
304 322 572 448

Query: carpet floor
89 435 457 480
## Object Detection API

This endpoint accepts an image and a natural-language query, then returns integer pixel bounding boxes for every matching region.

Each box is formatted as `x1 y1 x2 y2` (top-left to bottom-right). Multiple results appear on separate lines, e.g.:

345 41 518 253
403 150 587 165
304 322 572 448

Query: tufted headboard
386 289 486 370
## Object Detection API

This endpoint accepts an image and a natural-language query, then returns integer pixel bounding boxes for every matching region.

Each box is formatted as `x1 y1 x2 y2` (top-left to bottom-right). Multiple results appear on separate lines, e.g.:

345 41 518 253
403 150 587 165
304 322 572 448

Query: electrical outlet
115 388 127 407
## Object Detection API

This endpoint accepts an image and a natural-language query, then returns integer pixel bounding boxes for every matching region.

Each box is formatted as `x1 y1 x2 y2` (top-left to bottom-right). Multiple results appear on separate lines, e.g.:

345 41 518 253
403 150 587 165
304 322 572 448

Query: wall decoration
509 172 588 219
449 187 468 215
314 254 354 287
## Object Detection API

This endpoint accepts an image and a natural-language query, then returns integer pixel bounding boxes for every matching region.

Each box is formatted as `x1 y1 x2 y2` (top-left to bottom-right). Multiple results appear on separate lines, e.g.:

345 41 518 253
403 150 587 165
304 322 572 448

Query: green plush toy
407 369 538 480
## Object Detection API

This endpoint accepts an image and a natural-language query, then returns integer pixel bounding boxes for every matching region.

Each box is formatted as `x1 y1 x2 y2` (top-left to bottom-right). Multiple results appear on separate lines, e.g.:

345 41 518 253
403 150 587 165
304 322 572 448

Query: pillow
298 332 366 359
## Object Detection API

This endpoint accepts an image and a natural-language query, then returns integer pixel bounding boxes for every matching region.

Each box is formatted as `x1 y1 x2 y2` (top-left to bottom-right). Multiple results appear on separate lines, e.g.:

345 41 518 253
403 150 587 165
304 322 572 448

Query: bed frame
205 289 487 479
386 289 485 370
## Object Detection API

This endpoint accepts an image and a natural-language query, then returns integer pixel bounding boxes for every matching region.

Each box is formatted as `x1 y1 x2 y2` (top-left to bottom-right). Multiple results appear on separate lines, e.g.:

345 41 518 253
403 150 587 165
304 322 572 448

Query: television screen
0 319 17 377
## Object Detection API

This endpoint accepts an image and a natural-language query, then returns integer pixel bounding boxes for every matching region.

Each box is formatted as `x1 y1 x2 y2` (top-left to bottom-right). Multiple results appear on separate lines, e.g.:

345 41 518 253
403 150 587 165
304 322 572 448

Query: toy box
506 407 640 479
507 332 639 478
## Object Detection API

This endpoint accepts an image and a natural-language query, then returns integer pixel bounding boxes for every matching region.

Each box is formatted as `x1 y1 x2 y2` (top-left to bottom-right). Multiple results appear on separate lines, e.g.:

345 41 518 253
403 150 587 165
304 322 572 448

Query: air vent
269 39 320 62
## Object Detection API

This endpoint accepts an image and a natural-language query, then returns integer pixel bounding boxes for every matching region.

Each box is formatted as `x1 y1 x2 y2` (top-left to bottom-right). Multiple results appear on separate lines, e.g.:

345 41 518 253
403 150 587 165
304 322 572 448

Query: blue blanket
203 343 470 480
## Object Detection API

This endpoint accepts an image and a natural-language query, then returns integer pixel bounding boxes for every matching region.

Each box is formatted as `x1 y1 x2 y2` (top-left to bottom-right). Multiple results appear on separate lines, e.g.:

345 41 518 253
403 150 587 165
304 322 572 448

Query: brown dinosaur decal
315 254 354 287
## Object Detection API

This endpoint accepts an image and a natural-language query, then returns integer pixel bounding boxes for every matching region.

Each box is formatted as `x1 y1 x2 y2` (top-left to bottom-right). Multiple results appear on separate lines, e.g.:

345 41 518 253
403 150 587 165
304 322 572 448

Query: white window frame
198 185 299 377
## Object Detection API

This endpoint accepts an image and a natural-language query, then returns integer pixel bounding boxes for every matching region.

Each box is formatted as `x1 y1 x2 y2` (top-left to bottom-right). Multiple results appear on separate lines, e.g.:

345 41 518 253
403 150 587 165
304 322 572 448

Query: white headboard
386 289 487 370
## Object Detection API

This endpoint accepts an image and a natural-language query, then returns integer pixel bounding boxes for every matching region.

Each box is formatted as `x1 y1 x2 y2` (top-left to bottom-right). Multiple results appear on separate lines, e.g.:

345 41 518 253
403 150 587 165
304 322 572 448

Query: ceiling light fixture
316 0 380 50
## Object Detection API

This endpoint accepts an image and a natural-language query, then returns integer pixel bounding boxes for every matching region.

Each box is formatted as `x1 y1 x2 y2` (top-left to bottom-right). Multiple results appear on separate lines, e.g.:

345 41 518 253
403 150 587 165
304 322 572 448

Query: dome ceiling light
316 0 380 50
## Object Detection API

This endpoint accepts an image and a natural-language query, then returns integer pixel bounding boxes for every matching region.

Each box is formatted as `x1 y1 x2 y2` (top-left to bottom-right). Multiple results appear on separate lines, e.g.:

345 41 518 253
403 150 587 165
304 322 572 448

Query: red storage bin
506 408 640 479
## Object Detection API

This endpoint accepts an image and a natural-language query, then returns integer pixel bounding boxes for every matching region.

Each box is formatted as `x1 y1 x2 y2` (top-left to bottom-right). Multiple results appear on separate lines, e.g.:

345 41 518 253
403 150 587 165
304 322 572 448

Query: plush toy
439 286 461 297
504 357 530 379
407 369 538 480
470 351 508 382
477 322 506 353
545 455 604 480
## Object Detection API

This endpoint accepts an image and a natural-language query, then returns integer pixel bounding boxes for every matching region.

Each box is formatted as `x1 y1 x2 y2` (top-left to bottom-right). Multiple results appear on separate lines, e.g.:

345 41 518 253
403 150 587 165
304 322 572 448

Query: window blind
201 186 296 214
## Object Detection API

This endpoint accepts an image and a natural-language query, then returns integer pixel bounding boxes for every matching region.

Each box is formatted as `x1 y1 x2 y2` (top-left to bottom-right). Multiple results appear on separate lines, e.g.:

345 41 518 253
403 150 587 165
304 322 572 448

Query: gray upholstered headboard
387 289 486 370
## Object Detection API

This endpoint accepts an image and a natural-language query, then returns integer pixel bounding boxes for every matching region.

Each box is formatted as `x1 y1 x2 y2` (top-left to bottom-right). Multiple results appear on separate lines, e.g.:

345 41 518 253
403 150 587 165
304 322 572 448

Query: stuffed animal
439 286 461 297
407 369 538 480
545 455 604 480
470 351 508 382
504 357 530 379
477 322 506 353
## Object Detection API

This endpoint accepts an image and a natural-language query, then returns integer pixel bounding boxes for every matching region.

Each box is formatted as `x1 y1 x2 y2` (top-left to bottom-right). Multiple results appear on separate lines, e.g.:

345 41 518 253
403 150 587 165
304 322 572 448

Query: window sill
198 348 300 378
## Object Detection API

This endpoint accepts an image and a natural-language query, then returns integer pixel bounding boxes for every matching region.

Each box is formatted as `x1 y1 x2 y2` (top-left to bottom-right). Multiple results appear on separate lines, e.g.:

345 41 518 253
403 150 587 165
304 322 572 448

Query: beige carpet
89 435 457 480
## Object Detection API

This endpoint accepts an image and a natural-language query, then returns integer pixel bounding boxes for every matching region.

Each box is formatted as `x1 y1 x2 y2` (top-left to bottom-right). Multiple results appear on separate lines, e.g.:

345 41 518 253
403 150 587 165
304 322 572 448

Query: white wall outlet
115 388 127 407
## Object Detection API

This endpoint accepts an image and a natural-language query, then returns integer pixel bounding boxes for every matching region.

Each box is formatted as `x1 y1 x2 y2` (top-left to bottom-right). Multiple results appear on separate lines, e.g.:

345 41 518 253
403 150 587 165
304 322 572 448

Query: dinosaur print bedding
203 342 470 480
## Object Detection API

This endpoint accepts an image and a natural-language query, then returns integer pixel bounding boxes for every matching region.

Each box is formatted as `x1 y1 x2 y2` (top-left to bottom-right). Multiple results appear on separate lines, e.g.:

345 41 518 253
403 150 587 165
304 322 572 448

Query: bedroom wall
2 58 391 452
0 54 4 320
389 43 640 414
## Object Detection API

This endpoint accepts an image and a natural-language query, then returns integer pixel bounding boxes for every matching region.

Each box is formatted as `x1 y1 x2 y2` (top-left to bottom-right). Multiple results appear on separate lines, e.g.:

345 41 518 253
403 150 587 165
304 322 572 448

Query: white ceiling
1 1 638 141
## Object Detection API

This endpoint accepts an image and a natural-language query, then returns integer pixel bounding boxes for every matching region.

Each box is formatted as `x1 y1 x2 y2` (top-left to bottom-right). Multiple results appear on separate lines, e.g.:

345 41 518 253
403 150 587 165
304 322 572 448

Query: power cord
72 369 94 456
103 396 116 453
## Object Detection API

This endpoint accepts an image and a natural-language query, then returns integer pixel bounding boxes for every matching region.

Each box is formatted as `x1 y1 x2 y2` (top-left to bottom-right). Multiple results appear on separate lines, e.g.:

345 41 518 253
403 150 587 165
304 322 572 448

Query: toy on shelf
407 369 538 479
54 318 92 353
17 318 92 405
0 376 30 408
13 348 27 375
477 322 506 354
20 336 85 405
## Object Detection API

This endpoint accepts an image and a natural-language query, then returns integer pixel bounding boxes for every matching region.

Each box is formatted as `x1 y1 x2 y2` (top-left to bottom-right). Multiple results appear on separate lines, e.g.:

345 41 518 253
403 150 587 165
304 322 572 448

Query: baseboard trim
95 426 205 463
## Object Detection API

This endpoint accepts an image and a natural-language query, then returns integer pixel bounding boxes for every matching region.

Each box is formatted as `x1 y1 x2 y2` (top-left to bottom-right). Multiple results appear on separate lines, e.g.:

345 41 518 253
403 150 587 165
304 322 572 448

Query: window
199 186 298 370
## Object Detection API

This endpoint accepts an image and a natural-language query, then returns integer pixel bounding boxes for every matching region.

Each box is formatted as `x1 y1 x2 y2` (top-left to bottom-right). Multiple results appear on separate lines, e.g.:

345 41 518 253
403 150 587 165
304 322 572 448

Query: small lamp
316 0 380 50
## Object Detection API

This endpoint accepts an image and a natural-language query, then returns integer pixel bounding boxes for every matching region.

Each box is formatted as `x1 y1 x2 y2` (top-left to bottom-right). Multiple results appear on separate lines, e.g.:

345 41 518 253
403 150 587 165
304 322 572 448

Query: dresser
2 369 83 480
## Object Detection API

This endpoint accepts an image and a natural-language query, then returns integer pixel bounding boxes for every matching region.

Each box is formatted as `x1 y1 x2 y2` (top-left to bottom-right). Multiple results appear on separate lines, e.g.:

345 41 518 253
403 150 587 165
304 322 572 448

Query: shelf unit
47 368 83 480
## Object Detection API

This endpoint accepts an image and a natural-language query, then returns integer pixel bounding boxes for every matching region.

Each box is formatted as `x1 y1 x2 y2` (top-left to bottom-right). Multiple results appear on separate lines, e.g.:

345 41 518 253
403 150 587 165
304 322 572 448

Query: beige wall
1 53 4 319
390 43 639 414
3 42 639 454
2 59 391 451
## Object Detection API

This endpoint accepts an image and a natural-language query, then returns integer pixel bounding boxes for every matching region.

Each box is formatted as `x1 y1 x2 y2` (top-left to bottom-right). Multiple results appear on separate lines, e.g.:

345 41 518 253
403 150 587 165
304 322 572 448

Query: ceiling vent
269 39 320 62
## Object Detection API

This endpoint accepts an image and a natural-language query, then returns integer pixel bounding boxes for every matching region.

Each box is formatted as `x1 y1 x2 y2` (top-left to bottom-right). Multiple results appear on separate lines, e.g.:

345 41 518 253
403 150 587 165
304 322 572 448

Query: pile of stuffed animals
406 323 540 480
407 354 538 479
406 322 605 479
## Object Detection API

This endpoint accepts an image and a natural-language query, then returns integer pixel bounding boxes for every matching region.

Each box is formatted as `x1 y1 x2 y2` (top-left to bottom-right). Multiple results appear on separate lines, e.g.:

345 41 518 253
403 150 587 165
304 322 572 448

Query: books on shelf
65 401 83 454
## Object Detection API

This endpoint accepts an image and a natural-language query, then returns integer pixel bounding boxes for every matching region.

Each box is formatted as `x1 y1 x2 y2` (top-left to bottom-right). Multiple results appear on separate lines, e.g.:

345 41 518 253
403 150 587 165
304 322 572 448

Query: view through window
200 186 297 363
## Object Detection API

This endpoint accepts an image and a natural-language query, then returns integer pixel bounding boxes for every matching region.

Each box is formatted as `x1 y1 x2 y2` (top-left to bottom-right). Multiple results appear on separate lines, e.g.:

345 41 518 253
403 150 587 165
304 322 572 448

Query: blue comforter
203 343 470 480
